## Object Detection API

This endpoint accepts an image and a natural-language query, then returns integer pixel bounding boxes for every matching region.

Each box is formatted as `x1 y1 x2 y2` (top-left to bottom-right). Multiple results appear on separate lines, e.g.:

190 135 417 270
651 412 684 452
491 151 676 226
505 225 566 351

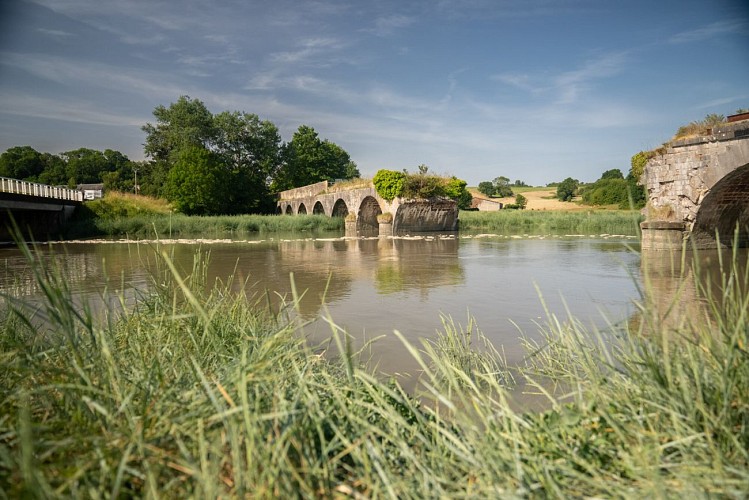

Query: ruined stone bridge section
276 180 458 236
641 117 749 250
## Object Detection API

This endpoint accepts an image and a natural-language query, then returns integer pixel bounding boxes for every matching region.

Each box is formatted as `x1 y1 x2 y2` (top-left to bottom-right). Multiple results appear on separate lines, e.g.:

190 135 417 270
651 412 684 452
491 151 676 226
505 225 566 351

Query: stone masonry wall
642 121 749 231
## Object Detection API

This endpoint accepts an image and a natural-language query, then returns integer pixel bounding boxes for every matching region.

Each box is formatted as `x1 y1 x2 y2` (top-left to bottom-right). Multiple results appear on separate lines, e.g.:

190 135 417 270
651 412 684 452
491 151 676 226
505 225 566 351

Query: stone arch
313 201 325 215
298 203 307 215
331 199 349 217
285 205 293 215
357 196 382 235
691 163 749 247
276 205 282 214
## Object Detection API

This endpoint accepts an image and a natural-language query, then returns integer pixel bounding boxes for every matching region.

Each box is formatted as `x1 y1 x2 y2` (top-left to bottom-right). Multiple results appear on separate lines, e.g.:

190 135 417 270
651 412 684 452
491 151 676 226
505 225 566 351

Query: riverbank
2 240 748 497
63 209 641 240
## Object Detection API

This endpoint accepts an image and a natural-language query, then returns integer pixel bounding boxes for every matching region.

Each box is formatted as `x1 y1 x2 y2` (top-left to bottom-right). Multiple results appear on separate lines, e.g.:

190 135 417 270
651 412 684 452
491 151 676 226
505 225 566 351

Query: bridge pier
641 119 749 250
640 221 686 251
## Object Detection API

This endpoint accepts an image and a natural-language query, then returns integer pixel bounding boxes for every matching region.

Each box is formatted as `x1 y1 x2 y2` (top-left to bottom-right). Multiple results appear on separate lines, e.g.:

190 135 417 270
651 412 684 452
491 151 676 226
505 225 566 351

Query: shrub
372 169 406 201
377 212 393 223
402 173 446 199
444 177 473 209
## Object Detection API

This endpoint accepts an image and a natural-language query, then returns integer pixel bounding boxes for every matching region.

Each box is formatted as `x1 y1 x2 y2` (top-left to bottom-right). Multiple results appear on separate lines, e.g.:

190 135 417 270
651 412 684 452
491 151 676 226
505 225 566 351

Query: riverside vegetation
1 232 749 497
64 191 642 239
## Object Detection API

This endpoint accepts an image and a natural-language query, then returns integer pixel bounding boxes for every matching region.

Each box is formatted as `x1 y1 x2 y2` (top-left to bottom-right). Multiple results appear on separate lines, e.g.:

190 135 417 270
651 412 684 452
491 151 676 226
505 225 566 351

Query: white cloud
669 20 747 44
36 28 74 38
269 37 347 64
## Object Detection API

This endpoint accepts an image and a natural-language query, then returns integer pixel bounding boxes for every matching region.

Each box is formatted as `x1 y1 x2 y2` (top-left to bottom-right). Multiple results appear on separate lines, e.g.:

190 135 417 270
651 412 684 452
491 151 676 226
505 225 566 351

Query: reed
1 237 748 497
459 209 643 236
65 213 344 239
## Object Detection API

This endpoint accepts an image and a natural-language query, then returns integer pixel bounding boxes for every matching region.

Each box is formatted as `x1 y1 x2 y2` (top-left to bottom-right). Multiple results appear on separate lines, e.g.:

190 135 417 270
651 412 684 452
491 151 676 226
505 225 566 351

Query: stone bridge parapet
641 120 749 249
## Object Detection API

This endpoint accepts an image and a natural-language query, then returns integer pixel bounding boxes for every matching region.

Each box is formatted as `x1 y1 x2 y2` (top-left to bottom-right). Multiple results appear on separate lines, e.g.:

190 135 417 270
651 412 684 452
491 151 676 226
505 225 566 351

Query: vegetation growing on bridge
373 165 472 209
2 237 749 497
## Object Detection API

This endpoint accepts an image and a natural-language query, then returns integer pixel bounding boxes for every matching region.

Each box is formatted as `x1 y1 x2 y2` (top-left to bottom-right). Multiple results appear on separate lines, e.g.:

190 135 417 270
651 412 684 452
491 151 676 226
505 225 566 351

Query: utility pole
133 168 139 194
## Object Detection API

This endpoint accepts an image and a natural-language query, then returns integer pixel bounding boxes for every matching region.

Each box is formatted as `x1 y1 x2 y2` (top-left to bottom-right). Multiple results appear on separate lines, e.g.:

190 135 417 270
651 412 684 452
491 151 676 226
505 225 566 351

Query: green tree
492 176 514 197
582 178 628 206
600 169 623 180
515 193 527 209
142 96 216 196
477 181 495 197
444 177 472 210
213 111 282 213
556 177 579 202
37 153 67 185
62 148 116 186
165 146 229 215
143 96 215 164
274 125 357 190
0 146 44 180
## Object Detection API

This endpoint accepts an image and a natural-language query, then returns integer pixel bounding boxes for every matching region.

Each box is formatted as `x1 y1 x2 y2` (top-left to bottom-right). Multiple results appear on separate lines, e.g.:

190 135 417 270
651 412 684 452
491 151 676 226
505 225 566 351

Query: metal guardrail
0 177 83 202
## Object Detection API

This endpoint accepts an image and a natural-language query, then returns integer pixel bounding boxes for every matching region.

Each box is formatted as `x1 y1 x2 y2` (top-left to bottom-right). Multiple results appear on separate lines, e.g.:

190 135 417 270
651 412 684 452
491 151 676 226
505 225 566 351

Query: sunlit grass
65 213 344 239
2 236 748 497
459 209 643 235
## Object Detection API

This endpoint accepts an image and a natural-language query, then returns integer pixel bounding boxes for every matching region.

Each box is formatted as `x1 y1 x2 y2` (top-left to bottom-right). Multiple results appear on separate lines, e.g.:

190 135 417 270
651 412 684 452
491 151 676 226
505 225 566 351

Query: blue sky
1 0 747 186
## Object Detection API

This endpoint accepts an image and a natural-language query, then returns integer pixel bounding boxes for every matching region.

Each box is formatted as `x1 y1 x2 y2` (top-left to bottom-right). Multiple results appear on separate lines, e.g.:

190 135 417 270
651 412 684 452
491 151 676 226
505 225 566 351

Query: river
1 233 649 378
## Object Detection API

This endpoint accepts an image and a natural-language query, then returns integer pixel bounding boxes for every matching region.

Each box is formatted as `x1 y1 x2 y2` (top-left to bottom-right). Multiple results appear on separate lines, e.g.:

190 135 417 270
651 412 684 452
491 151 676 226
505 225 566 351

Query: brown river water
2 233 740 394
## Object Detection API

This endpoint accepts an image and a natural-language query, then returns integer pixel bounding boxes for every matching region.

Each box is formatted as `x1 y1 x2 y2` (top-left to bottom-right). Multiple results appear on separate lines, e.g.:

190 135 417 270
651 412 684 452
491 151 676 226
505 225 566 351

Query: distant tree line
0 95 361 215
0 146 142 192
476 176 526 198
552 151 647 209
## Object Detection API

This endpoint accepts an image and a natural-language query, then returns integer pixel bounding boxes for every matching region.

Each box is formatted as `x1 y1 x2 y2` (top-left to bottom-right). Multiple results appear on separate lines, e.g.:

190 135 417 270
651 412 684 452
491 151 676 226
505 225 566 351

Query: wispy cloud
669 20 747 44
36 28 74 39
492 52 629 105
269 37 347 64
0 52 189 101
553 52 629 104
366 15 415 36
0 92 145 128
694 96 748 110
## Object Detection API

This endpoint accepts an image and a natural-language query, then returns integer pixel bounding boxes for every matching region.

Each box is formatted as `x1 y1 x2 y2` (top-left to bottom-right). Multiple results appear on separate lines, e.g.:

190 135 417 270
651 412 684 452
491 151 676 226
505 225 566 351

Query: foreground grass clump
1 241 749 497
459 209 643 235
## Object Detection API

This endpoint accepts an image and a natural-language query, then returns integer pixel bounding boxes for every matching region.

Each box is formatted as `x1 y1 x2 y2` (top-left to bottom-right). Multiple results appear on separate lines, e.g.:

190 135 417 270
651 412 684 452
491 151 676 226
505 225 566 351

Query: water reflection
639 247 749 335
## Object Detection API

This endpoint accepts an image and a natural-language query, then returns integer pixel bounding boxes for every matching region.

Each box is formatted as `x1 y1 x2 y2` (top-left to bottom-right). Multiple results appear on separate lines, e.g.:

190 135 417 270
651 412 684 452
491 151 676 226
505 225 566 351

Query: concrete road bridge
0 177 82 241
641 115 749 250
276 180 458 236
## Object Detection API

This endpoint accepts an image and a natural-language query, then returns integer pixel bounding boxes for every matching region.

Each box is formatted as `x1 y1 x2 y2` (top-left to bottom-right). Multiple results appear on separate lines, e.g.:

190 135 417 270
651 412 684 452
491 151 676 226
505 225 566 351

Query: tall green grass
460 209 643 236
65 213 344 239
1 238 748 497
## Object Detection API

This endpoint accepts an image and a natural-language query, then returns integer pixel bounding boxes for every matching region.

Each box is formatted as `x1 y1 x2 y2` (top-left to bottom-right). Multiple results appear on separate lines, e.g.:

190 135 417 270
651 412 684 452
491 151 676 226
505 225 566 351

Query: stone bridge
276 180 458 236
641 115 749 250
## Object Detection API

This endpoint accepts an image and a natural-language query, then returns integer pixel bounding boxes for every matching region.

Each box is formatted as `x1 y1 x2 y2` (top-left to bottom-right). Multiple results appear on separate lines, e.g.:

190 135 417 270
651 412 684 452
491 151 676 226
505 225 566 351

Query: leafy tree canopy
273 125 359 191
600 169 623 180
492 176 514 198
165 146 229 215
556 177 579 202
0 146 44 180
477 181 495 197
